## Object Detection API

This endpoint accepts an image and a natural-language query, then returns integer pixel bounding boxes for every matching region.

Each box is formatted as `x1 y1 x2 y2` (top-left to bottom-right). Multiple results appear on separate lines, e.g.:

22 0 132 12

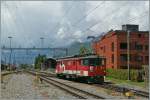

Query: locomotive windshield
82 58 105 66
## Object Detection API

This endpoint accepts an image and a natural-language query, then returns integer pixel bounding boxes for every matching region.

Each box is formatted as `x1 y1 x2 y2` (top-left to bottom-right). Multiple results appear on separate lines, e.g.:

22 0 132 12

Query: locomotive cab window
82 58 105 66
82 59 89 66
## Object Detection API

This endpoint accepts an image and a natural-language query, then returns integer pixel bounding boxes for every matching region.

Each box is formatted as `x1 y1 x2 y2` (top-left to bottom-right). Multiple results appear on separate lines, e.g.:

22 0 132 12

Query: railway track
40 76 106 99
96 82 149 98
27 70 106 99
1 70 22 76
130 88 149 98
27 70 149 98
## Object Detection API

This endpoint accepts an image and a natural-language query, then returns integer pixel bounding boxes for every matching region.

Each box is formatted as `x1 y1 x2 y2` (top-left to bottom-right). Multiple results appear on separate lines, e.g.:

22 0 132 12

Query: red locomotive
55 54 106 83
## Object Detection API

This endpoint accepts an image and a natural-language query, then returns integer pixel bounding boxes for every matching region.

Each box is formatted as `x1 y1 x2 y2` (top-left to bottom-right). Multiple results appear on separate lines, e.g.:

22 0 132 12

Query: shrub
106 68 144 82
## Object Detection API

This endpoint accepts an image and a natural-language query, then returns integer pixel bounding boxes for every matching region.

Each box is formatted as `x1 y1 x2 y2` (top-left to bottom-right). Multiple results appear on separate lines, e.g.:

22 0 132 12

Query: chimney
122 24 139 31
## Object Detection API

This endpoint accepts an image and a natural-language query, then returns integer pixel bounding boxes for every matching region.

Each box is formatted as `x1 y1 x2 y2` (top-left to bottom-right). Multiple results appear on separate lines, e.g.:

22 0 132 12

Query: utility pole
40 37 44 70
8 36 12 70
127 30 130 80
40 37 44 48
40 37 44 56
87 36 95 54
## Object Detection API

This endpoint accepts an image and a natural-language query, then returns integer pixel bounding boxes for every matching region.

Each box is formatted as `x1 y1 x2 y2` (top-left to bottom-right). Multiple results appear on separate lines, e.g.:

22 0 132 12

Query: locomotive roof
56 54 105 61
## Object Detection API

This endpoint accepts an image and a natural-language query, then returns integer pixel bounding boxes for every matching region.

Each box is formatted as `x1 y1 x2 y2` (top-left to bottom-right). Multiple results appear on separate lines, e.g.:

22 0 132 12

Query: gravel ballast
1 73 77 99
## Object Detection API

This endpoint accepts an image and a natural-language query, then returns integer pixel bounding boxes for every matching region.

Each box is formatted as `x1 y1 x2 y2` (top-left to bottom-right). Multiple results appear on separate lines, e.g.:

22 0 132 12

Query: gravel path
1 73 77 99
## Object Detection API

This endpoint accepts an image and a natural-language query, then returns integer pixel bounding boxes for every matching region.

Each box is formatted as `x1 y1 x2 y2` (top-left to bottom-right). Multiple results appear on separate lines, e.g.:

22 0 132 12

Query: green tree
20 64 29 69
79 45 90 55
34 54 47 69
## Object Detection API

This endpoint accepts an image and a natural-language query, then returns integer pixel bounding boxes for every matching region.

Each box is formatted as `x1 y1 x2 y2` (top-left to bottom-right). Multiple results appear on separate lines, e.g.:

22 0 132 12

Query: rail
27 70 106 99
26 70 149 98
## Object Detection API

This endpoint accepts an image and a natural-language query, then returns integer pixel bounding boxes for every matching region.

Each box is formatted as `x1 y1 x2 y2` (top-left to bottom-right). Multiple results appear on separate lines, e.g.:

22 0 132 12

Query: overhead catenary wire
72 1 105 27
126 11 148 23
1 6 12 35
50 2 75 34
65 3 126 40
3 2 18 34
79 2 129 34
110 10 149 31
79 2 147 35
4 2 24 35
3 2 35 64
15 2 27 33
64 1 106 35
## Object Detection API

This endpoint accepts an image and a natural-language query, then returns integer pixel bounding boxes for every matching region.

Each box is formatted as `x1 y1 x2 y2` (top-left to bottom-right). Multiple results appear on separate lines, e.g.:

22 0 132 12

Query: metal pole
127 31 130 80
8 36 12 70
5 56 7 70
40 37 44 48
87 36 95 54
40 37 44 56
66 48 68 56
5 55 6 65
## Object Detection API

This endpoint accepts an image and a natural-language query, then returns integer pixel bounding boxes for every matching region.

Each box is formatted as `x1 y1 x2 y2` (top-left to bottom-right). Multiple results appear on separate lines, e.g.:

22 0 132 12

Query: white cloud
1 1 149 48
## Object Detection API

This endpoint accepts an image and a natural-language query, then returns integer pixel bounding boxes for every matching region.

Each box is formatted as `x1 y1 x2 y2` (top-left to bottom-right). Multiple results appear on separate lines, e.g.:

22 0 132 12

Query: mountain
66 41 92 56
1 41 93 64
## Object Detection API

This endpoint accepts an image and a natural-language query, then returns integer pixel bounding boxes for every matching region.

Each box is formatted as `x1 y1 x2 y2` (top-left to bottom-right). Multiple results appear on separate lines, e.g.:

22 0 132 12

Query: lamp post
40 37 44 70
87 36 95 54
8 36 12 70
40 37 44 48
127 30 130 80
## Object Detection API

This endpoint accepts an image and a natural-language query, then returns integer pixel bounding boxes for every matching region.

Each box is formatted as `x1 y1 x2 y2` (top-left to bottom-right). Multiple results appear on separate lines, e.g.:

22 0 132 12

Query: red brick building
92 24 149 69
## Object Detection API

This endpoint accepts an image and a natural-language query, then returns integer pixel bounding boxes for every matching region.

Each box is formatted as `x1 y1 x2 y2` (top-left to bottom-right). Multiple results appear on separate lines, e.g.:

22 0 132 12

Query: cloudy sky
1 1 149 48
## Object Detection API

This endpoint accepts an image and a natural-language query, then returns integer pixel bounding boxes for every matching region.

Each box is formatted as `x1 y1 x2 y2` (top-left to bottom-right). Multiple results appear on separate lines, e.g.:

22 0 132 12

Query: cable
15 2 26 33
72 1 105 27
80 2 129 34
80 2 148 34
2 3 15 34
50 2 74 33
4 2 22 34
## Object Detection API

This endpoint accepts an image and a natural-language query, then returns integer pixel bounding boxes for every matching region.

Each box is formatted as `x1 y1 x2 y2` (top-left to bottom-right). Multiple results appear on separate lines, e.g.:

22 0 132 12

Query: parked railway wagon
55 55 106 83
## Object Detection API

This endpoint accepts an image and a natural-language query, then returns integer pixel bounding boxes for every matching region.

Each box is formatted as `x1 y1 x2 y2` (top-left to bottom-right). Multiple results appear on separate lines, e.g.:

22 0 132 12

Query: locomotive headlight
89 66 94 72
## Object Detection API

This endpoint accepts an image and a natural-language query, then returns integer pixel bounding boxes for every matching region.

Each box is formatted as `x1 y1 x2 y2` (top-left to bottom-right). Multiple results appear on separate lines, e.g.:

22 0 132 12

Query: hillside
66 41 92 56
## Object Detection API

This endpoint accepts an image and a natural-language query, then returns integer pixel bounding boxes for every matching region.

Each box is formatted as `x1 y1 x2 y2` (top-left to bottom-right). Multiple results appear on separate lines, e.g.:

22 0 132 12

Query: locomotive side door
76 59 81 76
95 58 106 75
75 59 79 76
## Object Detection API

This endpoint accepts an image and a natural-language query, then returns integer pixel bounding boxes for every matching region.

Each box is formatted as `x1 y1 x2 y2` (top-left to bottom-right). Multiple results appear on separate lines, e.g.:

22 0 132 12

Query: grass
105 76 146 88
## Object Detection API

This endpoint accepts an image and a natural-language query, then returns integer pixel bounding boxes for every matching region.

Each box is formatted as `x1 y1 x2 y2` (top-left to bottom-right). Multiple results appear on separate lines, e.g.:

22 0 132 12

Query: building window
112 66 114 69
136 44 143 50
112 54 114 63
138 34 142 38
134 42 137 50
145 45 148 51
120 43 127 49
120 54 127 61
111 42 114 51
120 66 127 69
145 56 149 62
144 34 149 38
135 56 143 62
